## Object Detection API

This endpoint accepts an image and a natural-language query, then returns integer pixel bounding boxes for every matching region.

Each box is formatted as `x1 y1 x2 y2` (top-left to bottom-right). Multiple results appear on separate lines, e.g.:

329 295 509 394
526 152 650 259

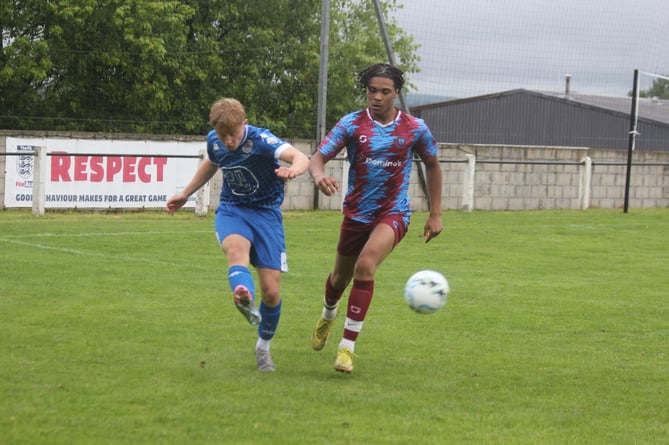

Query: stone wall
2 131 668 211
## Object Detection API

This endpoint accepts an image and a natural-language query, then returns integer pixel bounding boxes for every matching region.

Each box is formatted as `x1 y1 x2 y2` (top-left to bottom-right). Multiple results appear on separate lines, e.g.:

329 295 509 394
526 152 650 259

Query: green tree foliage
327 0 419 126
0 0 419 137
0 0 54 127
638 76 669 100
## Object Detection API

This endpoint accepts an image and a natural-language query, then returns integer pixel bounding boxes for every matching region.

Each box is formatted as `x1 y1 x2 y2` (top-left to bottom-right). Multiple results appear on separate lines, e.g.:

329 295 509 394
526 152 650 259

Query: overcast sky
390 0 668 101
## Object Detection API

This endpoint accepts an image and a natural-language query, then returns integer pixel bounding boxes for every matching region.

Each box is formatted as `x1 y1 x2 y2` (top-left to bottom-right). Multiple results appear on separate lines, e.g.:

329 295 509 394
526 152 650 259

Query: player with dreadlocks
308 63 444 373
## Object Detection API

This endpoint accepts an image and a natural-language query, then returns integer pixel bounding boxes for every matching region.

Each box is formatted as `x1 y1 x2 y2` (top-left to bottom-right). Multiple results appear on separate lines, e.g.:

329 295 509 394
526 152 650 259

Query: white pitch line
0 234 215 269
0 238 109 257
2 230 212 239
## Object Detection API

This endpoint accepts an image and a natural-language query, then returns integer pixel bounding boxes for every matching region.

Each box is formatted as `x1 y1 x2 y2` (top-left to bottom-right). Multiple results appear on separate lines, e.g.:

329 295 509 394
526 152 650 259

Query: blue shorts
214 203 288 272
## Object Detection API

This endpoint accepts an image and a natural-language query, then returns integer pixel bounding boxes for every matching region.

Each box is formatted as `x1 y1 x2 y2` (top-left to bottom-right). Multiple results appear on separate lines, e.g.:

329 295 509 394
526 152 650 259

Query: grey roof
412 89 669 126
410 88 669 150
540 91 669 125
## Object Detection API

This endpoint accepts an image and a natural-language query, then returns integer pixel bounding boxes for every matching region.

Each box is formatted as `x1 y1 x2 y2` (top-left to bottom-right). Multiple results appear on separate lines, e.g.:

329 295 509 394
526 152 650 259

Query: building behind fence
1 131 668 212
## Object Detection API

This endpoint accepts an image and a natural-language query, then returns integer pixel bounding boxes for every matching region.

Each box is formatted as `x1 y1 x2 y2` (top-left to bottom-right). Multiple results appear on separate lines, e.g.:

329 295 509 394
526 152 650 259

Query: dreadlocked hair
358 63 405 91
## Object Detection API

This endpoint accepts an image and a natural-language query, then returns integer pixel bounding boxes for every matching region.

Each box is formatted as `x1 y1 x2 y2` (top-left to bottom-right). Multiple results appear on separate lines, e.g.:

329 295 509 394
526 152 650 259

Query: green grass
1 209 668 444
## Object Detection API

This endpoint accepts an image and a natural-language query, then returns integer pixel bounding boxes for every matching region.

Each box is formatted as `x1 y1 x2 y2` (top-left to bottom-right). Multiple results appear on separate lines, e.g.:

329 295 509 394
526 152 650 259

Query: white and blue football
404 270 450 314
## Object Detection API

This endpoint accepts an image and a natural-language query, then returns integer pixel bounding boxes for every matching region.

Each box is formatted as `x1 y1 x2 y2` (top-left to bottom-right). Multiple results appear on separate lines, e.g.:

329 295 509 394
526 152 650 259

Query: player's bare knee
353 257 377 279
258 286 280 307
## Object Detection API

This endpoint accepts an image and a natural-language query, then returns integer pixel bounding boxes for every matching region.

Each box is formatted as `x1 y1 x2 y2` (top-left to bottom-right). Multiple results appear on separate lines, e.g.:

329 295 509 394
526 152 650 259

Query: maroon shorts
337 215 408 257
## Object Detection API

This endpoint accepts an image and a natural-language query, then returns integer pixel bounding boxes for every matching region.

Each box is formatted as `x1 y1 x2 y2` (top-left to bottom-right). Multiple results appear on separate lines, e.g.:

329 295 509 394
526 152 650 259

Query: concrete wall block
411 196 428 212
504 198 521 210
475 196 492 209
491 198 510 211
3 134 668 212
525 197 543 210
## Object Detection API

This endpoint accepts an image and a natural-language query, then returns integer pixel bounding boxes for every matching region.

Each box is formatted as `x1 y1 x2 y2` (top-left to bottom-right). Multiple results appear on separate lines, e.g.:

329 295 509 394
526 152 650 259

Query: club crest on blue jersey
242 140 253 154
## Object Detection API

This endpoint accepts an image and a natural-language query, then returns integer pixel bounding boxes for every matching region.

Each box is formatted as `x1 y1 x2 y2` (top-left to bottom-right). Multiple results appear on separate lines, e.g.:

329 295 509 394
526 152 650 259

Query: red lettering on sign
106 157 122 182
51 151 71 181
153 157 167 181
73 156 88 181
49 151 170 183
137 157 151 183
90 156 104 182
123 157 137 182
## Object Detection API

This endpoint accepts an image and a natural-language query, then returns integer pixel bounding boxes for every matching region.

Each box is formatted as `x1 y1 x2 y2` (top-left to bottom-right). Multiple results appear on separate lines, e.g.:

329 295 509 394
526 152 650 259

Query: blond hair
209 98 246 134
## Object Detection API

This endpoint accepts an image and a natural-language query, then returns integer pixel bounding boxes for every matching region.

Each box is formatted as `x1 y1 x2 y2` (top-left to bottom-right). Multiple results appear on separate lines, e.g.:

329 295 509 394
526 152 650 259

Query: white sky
391 0 669 100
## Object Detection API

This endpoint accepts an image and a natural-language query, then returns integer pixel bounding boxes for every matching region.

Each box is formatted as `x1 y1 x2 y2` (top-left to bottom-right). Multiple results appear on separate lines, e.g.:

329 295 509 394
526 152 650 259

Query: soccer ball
404 270 450 314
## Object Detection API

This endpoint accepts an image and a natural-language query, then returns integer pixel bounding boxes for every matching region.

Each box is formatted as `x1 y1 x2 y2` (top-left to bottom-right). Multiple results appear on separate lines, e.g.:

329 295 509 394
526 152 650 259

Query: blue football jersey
206 125 291 208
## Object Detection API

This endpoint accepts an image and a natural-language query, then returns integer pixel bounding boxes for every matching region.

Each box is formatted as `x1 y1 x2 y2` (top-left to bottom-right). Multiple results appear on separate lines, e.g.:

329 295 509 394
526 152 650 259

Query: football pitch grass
1 208 667 444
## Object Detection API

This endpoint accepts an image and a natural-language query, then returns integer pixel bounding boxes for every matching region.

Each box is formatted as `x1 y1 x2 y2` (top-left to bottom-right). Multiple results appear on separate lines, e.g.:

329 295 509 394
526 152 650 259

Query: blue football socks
228 265 255 298
258 300 282 340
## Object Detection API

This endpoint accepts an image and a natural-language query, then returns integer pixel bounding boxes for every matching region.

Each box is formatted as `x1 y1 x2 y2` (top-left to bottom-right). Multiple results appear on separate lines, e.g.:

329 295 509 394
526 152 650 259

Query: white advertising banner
5 137 204 209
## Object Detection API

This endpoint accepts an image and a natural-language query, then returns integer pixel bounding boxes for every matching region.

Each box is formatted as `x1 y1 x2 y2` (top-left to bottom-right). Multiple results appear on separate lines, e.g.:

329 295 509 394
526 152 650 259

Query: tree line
0 0 419 138
638 78 669 100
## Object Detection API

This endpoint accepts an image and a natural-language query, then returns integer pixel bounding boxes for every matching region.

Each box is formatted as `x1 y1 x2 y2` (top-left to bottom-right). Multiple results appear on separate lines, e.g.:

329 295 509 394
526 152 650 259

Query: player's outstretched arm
166 161 218 215
275 145 309 180
422 155 443 243
309 152 339 197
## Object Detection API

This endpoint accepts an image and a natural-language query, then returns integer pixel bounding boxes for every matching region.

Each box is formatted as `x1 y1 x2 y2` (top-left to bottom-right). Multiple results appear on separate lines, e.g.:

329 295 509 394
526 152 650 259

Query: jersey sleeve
255 128 291 159
413 120 439 160
206 130 219 164
317 113 357 159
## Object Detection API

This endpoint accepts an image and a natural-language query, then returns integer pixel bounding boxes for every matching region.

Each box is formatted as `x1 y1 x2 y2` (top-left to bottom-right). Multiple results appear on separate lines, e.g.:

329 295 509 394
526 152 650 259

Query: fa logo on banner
16 145 35 179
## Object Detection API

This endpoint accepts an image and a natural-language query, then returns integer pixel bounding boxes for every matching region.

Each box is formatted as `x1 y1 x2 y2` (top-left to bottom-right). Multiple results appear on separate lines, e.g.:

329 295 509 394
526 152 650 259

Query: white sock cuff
256 338 271 352
344 317 363 333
